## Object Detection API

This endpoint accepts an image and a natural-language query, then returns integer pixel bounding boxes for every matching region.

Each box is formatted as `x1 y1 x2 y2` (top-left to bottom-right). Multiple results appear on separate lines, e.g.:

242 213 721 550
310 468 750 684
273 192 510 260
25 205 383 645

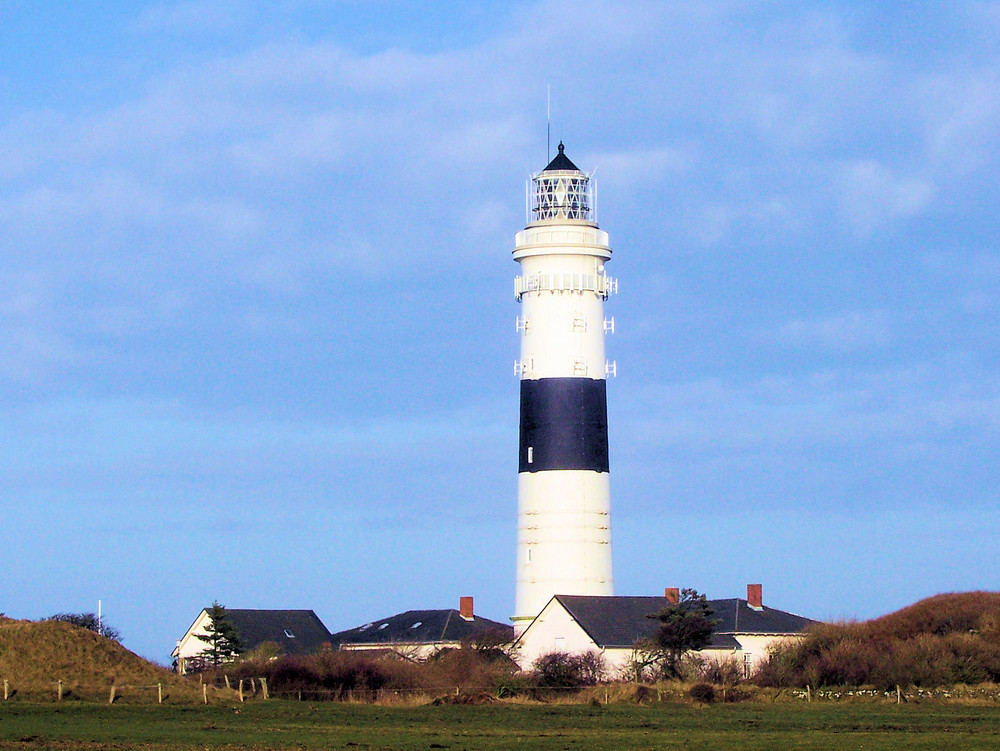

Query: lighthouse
512 143 616 633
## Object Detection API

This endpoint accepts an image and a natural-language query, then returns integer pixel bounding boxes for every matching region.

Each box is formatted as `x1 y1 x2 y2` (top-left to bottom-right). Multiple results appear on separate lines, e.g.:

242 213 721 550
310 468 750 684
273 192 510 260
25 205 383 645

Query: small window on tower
527 548 533 563
527 446 534 464
284 629 295 639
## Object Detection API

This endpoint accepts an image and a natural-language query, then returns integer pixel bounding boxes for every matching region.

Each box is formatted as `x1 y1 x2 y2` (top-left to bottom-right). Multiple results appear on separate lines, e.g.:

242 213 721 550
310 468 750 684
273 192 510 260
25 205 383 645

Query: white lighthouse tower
512 143 616 634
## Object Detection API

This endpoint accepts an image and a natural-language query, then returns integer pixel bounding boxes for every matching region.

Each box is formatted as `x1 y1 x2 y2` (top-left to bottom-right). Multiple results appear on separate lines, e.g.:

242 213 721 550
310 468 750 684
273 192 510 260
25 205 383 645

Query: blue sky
1 0 997 664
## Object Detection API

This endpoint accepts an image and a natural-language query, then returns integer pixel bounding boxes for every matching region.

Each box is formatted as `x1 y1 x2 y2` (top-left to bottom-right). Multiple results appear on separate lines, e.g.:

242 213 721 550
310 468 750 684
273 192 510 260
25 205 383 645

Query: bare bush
755 593 1000 690
532 651 606 689
697 656 744 685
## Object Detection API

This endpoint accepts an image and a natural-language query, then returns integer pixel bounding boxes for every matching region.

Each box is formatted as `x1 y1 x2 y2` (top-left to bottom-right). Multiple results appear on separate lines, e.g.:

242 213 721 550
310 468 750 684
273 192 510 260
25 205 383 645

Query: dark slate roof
331 609 513 647
542 142 580 172
224 609 333 656
708 633 742 650
551 595 819 649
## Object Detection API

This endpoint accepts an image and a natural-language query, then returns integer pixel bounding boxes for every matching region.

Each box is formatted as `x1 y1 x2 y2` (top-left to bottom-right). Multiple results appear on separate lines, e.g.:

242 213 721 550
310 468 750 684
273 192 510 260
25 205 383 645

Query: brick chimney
664 587 680 605
747 583 763 610
459 596 474 620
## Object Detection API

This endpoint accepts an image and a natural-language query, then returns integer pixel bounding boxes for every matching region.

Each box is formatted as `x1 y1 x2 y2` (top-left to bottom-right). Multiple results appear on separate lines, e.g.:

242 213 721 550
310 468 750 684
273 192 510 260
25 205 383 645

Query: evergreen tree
644 588 717 678
195 601 244 667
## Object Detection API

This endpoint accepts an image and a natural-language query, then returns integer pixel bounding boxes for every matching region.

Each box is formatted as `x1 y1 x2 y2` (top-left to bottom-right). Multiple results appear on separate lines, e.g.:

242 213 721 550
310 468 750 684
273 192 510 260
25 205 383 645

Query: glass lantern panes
531 172 593 222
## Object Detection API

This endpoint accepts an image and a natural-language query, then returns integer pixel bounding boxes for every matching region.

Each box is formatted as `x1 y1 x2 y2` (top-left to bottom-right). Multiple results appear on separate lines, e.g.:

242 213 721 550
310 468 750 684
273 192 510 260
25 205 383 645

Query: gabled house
515 585 818 677
172 608 333 673
331 597 513 659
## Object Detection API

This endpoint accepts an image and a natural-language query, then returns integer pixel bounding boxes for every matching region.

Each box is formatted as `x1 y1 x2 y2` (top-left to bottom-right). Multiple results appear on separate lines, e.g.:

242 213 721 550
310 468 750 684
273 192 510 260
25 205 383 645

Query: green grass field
3 701 1000 750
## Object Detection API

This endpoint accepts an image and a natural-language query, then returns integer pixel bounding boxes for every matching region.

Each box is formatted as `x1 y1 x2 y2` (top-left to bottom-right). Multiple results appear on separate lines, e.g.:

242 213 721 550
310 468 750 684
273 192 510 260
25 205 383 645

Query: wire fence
6 675 997 706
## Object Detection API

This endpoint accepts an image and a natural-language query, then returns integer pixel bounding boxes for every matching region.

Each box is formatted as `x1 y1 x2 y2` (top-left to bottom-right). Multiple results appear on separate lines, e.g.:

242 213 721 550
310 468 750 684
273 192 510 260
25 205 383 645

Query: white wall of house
515 598 803 679
338 642 462 660
514 599 602 670
732 633 795 673
171 609 211 674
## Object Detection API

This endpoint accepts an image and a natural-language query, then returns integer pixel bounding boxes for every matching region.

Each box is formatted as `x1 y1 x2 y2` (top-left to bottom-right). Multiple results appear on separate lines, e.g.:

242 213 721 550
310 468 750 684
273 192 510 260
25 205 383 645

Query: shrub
224 643 520 700
689 682 715 703
697 656 744 685
532 651 606 689
754 592 1000 690
47 613 121 642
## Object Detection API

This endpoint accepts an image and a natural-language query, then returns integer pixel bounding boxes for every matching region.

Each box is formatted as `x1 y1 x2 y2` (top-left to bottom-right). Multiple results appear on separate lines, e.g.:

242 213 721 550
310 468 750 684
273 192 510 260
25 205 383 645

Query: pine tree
195 601 244 667
637 588 717 679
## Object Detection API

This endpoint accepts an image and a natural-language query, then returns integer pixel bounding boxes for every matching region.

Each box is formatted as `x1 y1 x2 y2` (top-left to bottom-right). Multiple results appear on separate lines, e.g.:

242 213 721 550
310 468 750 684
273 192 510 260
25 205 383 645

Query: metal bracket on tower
605 360 618 378
515 316 530 332
599 274 618 299
603 317 615 334
573 358 588 376
572 314 587 332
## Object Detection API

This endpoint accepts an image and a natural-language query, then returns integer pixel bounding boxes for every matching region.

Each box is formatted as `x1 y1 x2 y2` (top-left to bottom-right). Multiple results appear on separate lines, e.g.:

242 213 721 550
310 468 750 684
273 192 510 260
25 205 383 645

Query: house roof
224 609 333 655
331 608 513 647
549 595 818 649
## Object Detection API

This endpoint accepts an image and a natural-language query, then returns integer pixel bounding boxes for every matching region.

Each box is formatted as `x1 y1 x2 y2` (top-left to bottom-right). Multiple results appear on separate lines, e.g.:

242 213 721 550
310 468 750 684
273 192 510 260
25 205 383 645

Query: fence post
224 675 231 690
897 685 902 705
158 683 163 704
58 680 63 701
203 683 208 705
250 677 256 693
260 677 269 700
807 685 812 702
3 679 8 701
109 686 116 705
238 679 244 703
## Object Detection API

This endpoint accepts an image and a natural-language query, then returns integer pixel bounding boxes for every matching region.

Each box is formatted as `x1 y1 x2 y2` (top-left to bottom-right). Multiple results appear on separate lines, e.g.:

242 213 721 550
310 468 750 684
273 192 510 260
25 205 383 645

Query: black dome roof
542 141 580 172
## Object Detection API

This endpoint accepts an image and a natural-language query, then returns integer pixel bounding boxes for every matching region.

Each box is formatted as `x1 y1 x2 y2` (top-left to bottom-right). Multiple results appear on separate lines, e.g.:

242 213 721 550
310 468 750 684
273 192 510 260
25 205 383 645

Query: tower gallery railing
514 272 618 301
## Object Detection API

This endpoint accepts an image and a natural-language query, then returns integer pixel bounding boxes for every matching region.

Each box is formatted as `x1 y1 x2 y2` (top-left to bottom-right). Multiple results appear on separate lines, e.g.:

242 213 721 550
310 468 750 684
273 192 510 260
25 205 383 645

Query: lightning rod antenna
547 84 551 163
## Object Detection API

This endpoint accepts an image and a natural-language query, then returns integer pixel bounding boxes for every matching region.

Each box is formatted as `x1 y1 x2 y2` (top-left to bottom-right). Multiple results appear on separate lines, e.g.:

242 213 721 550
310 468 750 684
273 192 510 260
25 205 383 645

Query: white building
330 597 512 660
514 585 817 677
172 608 332 673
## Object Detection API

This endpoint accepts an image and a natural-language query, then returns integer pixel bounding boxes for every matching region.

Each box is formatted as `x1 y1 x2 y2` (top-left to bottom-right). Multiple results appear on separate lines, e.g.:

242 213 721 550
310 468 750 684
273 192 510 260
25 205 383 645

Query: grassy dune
0 617 194 701
758 592 1000 689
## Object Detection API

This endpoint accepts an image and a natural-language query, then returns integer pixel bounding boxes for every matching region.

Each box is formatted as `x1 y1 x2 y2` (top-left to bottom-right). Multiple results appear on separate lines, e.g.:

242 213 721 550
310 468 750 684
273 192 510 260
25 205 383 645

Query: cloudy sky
1 0 997 663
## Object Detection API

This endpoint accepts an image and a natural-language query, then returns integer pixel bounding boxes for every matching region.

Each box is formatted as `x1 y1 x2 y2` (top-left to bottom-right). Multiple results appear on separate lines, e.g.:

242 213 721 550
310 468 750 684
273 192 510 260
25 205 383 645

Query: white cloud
587 145 693 191
918 66 1000 175
774 309 891 351
130 0 250 34
619 364 1000 468
833 160 935 235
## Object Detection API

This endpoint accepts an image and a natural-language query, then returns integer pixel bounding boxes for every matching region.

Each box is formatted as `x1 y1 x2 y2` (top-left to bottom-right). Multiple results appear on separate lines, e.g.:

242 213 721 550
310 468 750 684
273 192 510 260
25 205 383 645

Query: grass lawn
2 700 1000 750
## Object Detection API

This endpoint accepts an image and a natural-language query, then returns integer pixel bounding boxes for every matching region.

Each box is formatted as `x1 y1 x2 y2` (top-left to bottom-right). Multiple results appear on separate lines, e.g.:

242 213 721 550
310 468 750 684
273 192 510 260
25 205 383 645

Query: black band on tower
519 378 609 473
